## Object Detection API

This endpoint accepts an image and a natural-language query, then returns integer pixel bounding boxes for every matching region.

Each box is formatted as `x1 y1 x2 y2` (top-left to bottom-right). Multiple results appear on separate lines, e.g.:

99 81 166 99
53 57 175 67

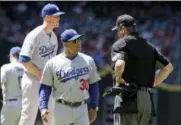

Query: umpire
111 14 173 125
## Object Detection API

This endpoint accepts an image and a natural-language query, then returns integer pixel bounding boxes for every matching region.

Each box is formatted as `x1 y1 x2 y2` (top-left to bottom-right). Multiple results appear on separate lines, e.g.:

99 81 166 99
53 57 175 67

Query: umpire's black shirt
111 32 170 88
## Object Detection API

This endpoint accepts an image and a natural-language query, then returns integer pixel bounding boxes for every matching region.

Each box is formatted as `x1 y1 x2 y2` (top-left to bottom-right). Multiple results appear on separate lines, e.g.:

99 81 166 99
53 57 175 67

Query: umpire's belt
56 99 88 108
138 87 151 92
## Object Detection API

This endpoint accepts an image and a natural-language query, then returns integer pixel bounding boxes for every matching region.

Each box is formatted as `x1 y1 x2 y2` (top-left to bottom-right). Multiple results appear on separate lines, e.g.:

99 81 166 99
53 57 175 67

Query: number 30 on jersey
80 78 89 91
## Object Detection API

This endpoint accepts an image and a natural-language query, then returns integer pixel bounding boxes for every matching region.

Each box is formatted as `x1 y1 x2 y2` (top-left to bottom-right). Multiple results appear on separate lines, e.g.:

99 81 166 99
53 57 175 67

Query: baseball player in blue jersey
18 3 65 125
39 29 101 125
1 47 24 125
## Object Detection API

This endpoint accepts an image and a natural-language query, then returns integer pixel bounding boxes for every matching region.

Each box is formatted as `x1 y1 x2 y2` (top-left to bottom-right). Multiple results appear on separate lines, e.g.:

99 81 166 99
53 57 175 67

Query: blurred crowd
0 1 180 85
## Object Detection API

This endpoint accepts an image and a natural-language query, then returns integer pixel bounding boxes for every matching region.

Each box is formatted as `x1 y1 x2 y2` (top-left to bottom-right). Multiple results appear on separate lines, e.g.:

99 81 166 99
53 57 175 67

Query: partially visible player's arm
88 58 101 124
19 34 41 80
39 61 53 111
39 84 52 110
0 65 8 89
89 58 101 110
154 49 173 87
88 81 99 109
39 83 52 123
1 65 8 85
19 56 41 80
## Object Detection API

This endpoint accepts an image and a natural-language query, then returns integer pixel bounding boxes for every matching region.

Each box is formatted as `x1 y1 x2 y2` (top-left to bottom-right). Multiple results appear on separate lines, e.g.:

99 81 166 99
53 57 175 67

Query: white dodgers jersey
20 25 58 72
0 63 24 101
40 52 101 102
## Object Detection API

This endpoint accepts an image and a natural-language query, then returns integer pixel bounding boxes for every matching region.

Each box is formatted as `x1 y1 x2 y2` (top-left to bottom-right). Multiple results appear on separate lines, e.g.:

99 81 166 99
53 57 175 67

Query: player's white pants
53 102 89 125
114 113 122 125
19 73 54 125
1 99 21 125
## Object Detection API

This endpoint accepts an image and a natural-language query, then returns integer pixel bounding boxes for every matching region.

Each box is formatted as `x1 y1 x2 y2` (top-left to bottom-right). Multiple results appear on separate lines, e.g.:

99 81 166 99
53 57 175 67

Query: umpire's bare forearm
114 60 125 84
154 63 173 87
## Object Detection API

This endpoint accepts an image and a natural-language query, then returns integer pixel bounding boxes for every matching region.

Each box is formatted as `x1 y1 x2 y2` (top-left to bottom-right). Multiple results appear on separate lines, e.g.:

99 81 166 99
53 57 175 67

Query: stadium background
0 1 180 125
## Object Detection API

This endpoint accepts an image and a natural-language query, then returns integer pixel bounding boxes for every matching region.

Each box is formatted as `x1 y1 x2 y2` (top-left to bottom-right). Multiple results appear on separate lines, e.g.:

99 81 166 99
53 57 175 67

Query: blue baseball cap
61 29 83 42
9 46 21 56
41 3 65 18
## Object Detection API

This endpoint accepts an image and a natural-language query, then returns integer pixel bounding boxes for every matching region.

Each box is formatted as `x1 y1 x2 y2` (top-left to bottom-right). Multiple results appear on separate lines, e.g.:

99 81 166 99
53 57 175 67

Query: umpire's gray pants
114 90 152 125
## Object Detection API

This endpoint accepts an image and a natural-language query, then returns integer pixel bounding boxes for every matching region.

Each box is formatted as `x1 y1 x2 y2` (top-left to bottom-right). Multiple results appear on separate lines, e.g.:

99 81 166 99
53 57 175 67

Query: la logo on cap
72 30 77 34
56 6 59 11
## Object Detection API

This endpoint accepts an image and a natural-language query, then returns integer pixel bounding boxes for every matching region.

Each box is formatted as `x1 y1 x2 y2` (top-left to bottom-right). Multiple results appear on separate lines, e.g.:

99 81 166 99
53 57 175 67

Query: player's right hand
41 109 49 123
89 108 97 124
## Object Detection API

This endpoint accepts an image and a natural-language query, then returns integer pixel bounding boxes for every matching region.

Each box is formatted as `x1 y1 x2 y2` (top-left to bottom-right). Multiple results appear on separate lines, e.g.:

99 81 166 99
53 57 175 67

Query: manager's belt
6 99 18 101
56 99 88 108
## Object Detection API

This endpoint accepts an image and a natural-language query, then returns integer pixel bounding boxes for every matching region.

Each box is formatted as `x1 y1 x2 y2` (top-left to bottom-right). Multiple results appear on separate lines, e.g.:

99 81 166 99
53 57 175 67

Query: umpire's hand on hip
89 108 97 124
41 109 50 123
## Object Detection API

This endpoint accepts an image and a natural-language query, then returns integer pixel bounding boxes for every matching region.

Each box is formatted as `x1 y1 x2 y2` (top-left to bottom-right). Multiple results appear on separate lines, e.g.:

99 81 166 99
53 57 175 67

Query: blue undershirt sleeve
19 55 31 63
88 81 99 109
39 84 52 110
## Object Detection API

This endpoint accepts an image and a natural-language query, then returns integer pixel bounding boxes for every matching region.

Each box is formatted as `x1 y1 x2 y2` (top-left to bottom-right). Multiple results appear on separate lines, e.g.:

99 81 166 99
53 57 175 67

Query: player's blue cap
61 29 83 43
41 3 65 18
9 46 21 56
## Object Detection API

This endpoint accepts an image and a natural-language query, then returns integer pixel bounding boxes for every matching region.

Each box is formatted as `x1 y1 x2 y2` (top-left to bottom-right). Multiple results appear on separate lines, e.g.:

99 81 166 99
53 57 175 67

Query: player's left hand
41 109 50 123
89 108 97 124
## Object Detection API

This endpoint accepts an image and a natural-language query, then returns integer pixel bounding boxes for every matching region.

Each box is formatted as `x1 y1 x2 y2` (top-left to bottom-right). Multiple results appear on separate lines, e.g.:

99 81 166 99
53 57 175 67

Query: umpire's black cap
112 14 136 31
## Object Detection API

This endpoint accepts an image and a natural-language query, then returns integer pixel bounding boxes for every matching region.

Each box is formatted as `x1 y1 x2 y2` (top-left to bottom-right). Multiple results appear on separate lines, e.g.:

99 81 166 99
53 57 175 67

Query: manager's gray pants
114 90 152 125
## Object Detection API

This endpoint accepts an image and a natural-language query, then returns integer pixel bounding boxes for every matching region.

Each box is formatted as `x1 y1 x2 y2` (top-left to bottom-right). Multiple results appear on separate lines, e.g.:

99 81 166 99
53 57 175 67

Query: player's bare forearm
114 60 125 84
154 63 173 87
21 61 41 80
